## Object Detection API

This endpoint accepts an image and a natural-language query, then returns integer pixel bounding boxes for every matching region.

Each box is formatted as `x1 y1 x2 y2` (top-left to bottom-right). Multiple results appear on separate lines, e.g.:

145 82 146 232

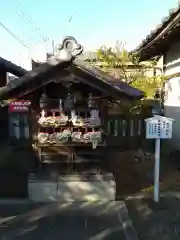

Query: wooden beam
0 57 27 77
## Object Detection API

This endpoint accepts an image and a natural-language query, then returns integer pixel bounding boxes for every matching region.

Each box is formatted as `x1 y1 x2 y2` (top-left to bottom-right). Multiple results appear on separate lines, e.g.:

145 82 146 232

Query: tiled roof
133 6 180 54
73 59 144 99
0 33 144 102
0 57 27 77
0 56 144 102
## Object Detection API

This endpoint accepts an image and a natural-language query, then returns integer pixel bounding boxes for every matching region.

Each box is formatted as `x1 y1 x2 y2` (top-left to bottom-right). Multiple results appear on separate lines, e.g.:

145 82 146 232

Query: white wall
164 41 180 150
165 41 180 76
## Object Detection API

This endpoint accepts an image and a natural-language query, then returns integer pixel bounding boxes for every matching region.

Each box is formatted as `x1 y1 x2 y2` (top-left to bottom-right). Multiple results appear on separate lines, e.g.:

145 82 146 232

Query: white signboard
145 115 173 139
144 115 173 203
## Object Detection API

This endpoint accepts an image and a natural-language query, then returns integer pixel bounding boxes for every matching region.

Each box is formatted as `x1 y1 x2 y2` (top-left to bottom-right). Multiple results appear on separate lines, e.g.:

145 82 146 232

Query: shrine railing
104 114 146 149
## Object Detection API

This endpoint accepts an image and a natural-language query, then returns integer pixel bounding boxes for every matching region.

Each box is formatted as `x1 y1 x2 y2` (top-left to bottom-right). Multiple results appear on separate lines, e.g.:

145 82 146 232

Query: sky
0 0 179 68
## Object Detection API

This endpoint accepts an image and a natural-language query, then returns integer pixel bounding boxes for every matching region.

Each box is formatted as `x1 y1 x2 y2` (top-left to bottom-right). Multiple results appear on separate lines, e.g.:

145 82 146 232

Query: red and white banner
9 100 31 112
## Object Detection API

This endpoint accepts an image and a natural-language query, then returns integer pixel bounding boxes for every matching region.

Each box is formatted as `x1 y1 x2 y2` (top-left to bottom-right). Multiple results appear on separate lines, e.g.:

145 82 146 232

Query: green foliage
88 42 165 98
131 75 166 98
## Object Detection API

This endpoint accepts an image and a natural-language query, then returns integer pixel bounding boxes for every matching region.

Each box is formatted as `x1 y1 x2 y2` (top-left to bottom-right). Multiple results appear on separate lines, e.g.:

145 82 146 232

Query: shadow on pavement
0 201 138 240
126 193 180 240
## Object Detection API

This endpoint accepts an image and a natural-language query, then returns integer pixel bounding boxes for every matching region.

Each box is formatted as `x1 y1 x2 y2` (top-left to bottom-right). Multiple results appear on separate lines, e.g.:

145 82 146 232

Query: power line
17 12 45 44
18 11 48 42
13 0 45 44
0 21 29 48
17 11 56 55
14 1 74 54
15 5 53 56
15 2 49 43
24 11 49 41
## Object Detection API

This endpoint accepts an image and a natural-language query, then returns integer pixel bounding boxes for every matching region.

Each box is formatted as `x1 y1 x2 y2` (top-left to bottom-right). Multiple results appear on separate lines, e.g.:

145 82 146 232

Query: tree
88 41 165 98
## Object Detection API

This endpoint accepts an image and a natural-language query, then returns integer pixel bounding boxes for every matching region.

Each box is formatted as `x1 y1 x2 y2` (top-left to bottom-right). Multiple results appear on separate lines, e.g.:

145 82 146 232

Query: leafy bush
87 42 166 98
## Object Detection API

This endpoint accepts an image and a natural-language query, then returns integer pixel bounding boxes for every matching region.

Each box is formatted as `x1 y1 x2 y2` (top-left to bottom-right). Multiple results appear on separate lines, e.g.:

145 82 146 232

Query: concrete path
0 201 138 240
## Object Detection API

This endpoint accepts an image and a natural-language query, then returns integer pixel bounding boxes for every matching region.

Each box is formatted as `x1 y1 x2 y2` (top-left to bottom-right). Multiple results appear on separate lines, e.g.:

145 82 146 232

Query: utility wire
15 2 49 43
16 12 45 44
18 11 48 42
0 21 29 48
15 5 52 57
23 11 49 41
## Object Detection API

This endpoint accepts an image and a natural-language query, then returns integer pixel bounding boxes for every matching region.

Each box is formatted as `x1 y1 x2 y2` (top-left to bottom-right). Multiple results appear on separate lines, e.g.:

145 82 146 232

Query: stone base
28 173 115 202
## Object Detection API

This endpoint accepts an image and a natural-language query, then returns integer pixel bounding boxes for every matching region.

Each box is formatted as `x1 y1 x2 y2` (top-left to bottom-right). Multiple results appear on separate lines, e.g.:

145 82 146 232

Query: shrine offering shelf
38 126 102 133
41 109 90 117
36 143 106 147
41 109 68 116
38 152 102 163
38 126 71 132
71 126 101 133
36 142 106 163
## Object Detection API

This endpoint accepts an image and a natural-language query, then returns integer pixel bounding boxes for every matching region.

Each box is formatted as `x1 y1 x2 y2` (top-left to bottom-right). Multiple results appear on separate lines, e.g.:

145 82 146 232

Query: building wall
164 41 180 150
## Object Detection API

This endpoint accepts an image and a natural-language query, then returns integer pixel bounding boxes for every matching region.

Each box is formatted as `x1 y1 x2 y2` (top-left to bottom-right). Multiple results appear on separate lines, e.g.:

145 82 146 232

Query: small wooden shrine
0 37 144 169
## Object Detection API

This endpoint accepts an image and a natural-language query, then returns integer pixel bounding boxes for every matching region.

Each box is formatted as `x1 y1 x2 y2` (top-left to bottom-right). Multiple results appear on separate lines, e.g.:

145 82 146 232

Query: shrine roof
0 37 144 105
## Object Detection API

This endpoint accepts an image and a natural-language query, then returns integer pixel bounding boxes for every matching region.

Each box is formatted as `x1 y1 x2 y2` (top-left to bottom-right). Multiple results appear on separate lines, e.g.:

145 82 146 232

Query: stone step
28 172 113 182
28 173 115 202
40 164 105 176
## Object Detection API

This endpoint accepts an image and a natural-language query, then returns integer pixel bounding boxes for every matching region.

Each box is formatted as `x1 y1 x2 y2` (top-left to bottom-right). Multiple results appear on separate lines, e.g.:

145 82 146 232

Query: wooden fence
104 113 149 150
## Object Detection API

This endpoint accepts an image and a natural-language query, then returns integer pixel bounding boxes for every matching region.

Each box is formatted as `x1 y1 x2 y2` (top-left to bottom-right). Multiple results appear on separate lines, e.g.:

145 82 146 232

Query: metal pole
154 138 160 202
52 39 55 55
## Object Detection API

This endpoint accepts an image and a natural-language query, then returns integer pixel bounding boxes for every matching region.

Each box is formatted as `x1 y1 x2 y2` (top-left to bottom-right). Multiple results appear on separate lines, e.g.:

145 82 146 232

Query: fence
104 113 149 150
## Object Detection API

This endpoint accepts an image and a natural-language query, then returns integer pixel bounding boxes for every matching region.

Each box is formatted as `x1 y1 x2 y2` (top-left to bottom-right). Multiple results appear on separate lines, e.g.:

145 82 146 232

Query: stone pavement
0 201 138 240
126 192 180 240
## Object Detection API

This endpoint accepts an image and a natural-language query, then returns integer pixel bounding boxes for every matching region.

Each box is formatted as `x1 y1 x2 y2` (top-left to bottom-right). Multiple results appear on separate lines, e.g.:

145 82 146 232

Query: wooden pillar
0 70 8 143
